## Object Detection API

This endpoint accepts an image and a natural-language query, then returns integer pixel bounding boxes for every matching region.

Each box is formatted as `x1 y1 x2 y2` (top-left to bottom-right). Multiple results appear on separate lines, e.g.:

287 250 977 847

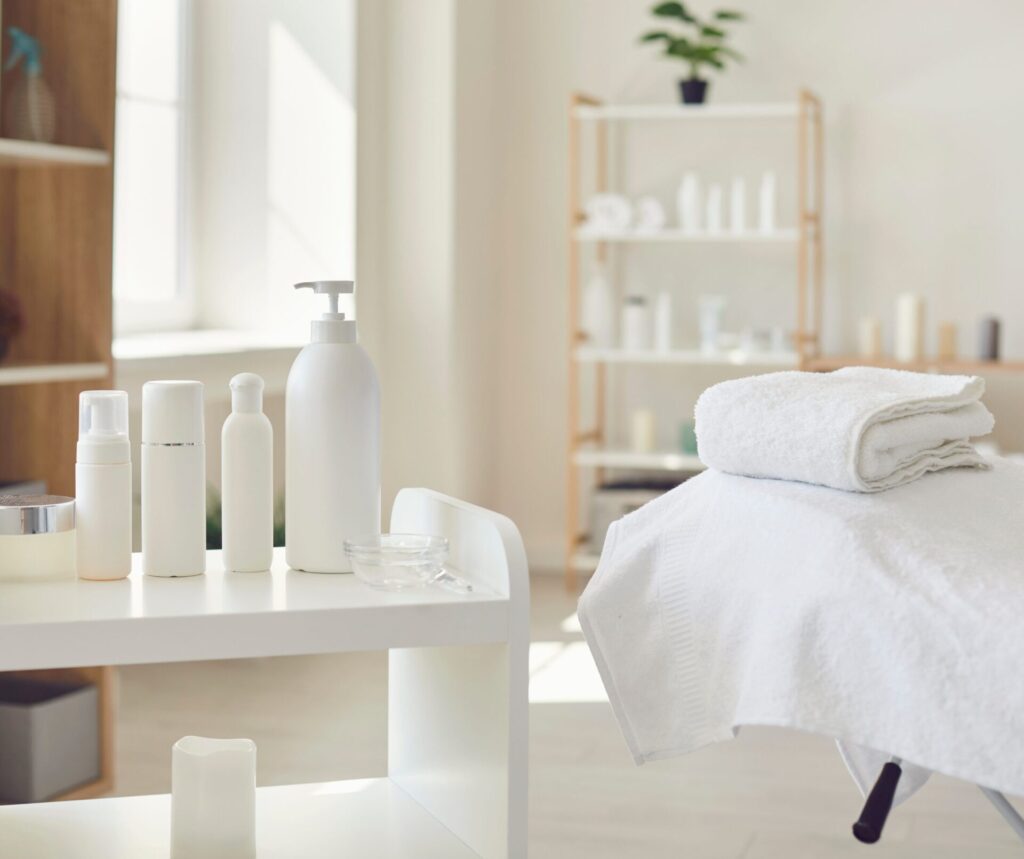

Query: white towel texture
578 459 1024 803
695 367 994 492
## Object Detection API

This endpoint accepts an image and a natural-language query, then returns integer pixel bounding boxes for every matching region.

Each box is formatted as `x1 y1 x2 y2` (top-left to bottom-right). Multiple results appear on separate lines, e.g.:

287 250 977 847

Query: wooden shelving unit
0 490 531 858
566 90 824 590
0 0 118 802
0 137 110 167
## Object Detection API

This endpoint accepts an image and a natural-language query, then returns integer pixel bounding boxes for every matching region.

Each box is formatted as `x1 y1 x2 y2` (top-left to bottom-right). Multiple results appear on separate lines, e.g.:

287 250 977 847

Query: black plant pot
679 77 709 105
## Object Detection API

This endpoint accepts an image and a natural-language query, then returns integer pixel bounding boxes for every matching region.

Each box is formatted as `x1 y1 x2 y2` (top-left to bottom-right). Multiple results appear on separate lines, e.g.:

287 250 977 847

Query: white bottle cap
230 373 264 414
143 381 205 445
295 281 357 344
78 390 130 465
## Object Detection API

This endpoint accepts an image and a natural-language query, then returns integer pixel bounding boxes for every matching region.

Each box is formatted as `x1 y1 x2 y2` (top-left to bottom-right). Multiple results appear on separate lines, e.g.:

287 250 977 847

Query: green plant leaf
701 25 726 38
714 9 744 20
652 1 696 23
718 45 744 61
639 30 672 43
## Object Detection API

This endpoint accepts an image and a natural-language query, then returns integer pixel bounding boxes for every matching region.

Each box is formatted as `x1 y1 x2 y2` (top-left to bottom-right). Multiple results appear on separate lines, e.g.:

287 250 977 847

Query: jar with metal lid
0 495 76 580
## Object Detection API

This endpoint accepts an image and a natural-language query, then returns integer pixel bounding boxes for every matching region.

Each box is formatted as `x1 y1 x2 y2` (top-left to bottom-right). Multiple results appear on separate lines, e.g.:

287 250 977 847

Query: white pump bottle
285 281 380 573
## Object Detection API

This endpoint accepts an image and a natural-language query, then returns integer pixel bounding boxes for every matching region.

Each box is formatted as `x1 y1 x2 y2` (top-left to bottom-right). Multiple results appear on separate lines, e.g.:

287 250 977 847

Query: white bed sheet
578 458 1024 803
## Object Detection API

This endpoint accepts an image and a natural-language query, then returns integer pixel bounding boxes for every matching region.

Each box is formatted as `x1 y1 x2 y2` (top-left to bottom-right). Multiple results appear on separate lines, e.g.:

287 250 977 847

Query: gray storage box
0 678 100 802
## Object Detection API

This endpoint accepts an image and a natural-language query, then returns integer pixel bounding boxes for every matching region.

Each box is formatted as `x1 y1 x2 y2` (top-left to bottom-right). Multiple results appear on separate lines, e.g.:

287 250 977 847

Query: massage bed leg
980 787 1024 843
852 757 902 844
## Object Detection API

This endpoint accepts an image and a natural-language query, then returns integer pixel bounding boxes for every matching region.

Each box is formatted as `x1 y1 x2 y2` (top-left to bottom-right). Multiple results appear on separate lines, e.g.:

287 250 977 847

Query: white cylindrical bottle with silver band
142 380 206 577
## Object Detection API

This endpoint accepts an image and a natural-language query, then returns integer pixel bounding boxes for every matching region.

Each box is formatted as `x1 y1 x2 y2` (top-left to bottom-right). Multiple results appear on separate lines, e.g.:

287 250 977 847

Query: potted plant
0 290 23 362
640 2 744 104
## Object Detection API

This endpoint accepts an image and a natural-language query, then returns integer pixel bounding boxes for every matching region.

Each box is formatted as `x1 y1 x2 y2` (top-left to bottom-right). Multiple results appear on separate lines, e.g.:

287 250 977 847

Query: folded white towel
694 367 994 492
578 459 1024 804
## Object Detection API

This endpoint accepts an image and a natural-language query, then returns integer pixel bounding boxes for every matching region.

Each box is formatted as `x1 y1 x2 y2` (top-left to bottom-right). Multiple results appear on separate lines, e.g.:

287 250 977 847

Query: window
113 0 191 333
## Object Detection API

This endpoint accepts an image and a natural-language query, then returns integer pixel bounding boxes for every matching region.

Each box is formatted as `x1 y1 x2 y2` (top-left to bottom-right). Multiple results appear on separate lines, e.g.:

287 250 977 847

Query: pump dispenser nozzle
294 280 357 344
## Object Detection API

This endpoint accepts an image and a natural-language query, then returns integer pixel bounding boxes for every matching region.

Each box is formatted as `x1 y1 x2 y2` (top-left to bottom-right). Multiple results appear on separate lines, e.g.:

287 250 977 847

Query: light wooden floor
113 576 1023 857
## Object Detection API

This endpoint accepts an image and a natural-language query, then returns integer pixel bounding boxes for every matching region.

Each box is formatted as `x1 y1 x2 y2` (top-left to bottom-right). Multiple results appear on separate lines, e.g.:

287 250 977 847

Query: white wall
192 0 357 338
490 0 1024 568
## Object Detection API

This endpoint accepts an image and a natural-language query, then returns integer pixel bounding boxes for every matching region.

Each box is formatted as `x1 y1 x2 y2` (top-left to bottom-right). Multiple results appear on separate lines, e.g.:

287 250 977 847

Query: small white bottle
76 390 132 580
222 374 273 572
581 262 615 348
142 381 206 577
676 171 701 234
286 281 380 573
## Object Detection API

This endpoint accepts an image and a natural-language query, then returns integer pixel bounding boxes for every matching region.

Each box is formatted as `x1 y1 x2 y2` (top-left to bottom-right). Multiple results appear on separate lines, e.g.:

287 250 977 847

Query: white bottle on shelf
621 296 652 352
142 381 206 578
581 262 615 348
222 373 273 572
286 281 380 573
76 390 132 580
676 171 701 234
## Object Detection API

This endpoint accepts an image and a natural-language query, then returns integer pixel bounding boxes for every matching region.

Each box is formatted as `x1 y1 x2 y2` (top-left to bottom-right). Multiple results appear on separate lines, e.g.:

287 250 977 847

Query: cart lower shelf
0 777 482 858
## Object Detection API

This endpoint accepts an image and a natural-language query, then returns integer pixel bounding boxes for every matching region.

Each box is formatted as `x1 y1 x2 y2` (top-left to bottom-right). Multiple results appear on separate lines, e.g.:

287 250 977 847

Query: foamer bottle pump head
295 280 357 344
77 390 130 464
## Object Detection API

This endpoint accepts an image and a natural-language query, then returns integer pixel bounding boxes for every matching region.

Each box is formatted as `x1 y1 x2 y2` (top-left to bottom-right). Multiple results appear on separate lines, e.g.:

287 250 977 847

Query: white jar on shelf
621 296 652 351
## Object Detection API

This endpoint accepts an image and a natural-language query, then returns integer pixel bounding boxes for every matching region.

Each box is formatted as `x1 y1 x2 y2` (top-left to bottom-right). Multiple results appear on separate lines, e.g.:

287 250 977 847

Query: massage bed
578 455 1024 844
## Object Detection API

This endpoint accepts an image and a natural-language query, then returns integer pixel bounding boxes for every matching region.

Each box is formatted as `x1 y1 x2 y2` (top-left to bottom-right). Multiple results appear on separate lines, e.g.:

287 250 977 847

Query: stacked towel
695 366 994 492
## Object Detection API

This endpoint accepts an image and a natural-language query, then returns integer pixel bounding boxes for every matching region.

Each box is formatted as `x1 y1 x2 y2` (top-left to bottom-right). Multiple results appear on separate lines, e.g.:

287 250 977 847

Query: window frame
112 0 195 335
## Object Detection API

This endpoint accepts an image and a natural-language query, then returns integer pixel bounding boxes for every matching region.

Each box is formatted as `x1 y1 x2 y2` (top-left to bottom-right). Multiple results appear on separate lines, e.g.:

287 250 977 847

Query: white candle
895 294 924 363
172 736 256 859
858 317 882 359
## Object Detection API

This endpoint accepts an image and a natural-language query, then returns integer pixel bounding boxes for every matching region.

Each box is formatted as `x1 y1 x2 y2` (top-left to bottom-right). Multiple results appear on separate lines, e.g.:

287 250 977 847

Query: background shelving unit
566 90 824 590
0 490 530 857
0 0 118 800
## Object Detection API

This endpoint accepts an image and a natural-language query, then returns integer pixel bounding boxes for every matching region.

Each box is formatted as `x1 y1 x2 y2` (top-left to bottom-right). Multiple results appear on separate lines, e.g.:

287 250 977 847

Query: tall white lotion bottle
142 381 206 577
222 373 273 572
286 281 380 573
76 390 132 580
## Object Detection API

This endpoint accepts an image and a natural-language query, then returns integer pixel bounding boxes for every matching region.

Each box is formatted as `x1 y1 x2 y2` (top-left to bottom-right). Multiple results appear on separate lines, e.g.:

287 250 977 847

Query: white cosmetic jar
0 495 76 581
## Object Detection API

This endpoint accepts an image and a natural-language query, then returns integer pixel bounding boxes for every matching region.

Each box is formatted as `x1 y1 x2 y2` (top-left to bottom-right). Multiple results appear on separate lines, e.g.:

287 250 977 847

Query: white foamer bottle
285 281 380 573
76 390 132 580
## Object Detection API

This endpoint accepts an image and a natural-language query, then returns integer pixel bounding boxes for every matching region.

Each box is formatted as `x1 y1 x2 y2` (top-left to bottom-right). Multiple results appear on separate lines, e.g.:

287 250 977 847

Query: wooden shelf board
575 347 798 367
0 778 481 858
573 102 799 121
0 138 111 167
0 361 108 386
0 548 509 672
574 227 798 243
573 449 704 472
805 356 1024 374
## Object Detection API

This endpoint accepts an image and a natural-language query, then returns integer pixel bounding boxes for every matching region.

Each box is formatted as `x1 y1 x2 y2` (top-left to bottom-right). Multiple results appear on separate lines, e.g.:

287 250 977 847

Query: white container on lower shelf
0 489 530 859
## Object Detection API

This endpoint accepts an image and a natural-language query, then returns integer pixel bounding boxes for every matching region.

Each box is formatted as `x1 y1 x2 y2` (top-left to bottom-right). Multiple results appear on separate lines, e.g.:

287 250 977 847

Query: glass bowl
343 534 449 591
